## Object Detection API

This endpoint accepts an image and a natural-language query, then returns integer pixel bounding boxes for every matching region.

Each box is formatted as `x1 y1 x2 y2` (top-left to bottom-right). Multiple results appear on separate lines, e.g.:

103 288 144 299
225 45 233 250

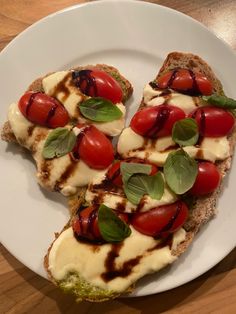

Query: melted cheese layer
48 226 186 293
85 171 177 213
117 127 230 165
8 103 104 196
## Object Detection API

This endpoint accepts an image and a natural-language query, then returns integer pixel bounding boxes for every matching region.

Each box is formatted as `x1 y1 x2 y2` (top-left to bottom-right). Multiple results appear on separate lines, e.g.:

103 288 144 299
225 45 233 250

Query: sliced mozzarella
48 226 186 292
143 83 201 114
117 127 230 165
8 103 106 196
85 171 177 213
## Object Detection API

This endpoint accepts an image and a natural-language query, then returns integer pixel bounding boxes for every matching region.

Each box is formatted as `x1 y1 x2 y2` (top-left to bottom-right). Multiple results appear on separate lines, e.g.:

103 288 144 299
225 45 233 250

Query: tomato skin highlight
72 69 123 104
72 206 129 242
157 69 213 95
131 201 188 237
18 91 69 128
107 159 158 187
190 162 221 196
190 106 235 137
130 105 186 138
74 125 114 169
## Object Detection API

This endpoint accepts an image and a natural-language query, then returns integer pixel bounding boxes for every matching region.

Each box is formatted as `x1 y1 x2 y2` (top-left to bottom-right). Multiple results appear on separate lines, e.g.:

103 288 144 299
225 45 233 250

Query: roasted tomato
190 162 221 196
157 68 213 95
72 69 123 103
131 201 188 237
107 159 158 187
190 106 235 137
18 91 69 128
72 206 129 242
130 105 185 138
72 125 114 169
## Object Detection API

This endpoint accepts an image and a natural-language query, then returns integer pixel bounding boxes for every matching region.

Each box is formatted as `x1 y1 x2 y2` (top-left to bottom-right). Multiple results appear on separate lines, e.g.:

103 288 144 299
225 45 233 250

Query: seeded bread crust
1 64 133 143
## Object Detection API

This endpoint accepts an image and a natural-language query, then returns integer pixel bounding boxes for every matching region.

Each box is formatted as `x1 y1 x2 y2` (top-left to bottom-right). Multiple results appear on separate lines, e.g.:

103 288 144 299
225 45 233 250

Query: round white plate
0 0 236 297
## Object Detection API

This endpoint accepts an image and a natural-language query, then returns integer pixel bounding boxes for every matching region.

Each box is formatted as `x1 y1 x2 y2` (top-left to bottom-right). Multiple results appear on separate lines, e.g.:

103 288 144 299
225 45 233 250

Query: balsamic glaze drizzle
72 70 97 96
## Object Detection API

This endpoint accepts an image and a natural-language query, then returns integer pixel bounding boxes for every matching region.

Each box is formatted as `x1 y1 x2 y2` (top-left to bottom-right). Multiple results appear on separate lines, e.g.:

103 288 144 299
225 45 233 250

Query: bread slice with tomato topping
1 64 133 197
44 52 236 302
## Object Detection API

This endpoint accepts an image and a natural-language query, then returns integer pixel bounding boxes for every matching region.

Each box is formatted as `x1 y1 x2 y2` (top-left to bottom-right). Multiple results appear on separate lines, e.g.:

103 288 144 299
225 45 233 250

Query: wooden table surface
1 0 236 313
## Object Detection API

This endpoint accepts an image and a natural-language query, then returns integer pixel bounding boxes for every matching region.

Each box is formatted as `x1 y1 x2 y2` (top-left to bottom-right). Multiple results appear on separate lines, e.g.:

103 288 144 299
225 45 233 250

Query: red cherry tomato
72 206 129 242
107 159 158 187
130 105 186 138
157 69 213 95
190 106 235 137
190 162 221 196
131 201 188 237
72 69 123 103
18 91 69 128
72 206 102 241
73 125 114 169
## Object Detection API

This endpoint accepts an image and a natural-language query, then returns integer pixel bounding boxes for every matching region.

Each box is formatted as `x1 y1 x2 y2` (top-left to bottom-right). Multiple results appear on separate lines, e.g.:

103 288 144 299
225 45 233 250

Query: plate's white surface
0 0 236 297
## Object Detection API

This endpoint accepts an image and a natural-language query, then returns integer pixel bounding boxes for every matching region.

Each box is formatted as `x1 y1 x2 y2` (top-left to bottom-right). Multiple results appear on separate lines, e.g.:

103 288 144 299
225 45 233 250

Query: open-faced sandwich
1 64 133 197
2 52 236 302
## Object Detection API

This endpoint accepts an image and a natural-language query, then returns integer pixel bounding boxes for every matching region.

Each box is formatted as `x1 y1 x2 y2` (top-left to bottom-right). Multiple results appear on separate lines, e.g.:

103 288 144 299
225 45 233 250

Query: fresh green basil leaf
79 97 123 122
202 94 236 109
98 204 131 243
124 172 164 205
42 127 76 159
120 162 152 184
163 149 198 194
172 118 199 146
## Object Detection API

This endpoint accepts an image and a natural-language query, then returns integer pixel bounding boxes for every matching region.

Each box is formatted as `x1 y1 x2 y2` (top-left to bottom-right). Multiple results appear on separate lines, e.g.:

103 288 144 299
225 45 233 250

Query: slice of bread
1 64 133 143
45 52 236 302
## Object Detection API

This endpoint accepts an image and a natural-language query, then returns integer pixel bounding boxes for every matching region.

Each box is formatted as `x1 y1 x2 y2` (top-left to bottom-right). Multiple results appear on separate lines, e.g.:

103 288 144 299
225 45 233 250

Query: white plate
0 0 236 297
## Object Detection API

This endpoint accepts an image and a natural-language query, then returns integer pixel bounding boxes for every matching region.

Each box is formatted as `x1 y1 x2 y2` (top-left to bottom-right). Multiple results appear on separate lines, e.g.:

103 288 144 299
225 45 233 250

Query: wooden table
0 0 236 313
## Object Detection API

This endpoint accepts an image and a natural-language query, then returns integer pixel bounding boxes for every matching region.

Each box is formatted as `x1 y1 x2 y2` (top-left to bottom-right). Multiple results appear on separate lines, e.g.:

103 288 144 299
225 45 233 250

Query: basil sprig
164 149 198 194
79 97 123 122
98 204 131 243
202 94 236 109
172 118 199 146
42 127 76 159
120 162 164 205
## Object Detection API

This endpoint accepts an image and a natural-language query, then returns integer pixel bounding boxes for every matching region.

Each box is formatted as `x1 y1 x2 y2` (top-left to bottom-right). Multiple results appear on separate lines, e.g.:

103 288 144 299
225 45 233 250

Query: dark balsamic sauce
25 92 40 116
45 104 58 126
144 107 171 138
72 70 97 96
51 73 71 101
159 202 182 234
101 243 143 282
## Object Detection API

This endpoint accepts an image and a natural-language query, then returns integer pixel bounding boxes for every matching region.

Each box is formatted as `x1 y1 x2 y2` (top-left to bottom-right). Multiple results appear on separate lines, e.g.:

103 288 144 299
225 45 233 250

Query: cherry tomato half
190 106 235 137
130 105 186 138
157 69 213 95
72 125 114 169
72 206 129 242
107 159 158 187
131 201 188 237
190 162 221 196
18 91 69 128
72 69 123 103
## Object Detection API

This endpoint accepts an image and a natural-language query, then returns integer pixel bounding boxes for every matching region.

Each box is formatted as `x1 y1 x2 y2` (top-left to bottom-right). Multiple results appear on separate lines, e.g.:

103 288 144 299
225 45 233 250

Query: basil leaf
172 118 199 146
98 204 131 243
125 172 164 205
42 127 76 159
120 162 152 184
202 94 236 109
79 97 123 122
163 149 198 194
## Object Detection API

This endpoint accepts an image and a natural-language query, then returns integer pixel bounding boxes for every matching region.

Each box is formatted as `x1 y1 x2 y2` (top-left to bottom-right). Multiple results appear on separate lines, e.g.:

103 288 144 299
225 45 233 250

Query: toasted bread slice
45 52 236 302
1 64 133 143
